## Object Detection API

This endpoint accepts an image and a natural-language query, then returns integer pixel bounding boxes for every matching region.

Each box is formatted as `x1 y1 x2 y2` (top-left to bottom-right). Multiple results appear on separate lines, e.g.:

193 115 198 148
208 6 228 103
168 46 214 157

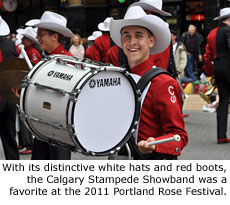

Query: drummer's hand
11 88 20 98
137 137 156 154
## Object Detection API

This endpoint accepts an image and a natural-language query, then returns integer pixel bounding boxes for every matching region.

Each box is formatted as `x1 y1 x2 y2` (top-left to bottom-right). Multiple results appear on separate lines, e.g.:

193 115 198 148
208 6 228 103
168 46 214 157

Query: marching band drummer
17 27 41 64
26 11 74 160
110 6 188 159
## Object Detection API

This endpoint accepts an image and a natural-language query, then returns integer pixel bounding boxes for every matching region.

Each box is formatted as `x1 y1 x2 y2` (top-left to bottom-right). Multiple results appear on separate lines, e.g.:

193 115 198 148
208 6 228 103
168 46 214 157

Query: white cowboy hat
214 7 230 21
25 11 74 38
88 31 103 41
128 0 171 16
17 27 38 44
0 16 10 36
110 6 170 55
98 17 112 31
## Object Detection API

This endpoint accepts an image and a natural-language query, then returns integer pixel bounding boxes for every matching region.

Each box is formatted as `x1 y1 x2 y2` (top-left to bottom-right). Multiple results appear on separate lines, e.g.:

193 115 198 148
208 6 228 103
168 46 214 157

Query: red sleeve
150 44 170 70
94 34 110 62
106 46 119 66
150 76 188 155
203 41 214 76
85 45 101 62
16 44 21 55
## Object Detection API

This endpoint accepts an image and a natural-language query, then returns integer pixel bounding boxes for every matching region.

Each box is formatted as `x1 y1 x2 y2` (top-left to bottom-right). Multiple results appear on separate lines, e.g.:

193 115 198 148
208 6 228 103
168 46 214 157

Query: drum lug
69 89 81 102
21 76 32 88
134 120 139 127
130 128 136 134
124 70 130 76
137 89 142 102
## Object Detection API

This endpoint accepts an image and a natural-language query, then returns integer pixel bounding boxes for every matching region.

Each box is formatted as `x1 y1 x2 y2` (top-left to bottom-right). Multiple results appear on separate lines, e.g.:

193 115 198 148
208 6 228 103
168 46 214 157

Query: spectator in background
181 24 203 82
68 34 85 61
171 30 187 79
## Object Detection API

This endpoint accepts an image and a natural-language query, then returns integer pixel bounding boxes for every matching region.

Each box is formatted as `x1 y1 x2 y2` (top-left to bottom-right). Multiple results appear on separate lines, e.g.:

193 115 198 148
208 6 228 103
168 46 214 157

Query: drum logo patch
47 70 73 81
89 77 121 88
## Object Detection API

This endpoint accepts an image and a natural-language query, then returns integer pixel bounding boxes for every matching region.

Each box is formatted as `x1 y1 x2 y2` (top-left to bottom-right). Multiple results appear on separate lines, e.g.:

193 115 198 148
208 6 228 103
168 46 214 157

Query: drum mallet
148 134 181 146
18 44 33 70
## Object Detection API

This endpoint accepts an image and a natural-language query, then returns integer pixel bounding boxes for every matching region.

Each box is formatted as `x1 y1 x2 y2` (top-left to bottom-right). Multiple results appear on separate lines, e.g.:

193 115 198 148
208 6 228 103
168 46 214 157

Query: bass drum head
73 70 138 155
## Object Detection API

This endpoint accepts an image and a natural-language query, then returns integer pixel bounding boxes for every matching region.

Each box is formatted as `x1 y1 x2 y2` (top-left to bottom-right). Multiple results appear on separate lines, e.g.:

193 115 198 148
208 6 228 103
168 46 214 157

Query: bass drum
20 55 140 156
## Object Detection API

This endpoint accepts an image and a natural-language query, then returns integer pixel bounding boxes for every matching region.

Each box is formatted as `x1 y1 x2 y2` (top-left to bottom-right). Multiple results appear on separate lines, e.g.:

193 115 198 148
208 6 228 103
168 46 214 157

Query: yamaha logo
89 77 121 88
47 70 73 81
48 71 55 76
89 79 96 88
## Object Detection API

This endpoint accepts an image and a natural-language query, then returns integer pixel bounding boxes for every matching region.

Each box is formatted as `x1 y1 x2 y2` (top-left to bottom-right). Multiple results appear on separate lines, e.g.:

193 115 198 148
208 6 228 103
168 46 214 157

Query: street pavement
0 110 230 160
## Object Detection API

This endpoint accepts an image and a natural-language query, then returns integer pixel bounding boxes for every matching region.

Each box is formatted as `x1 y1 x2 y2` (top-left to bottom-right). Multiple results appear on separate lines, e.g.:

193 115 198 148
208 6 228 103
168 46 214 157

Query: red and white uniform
16 44 41 64
25 45 41 64
132 58 188 156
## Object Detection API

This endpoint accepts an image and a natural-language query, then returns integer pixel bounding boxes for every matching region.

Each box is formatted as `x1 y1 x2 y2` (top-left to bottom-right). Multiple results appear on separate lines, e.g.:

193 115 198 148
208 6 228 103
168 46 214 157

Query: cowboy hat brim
213 13 230 20
26 19 74 38
88 36 95 40
22 34 38 44
0 18 10 36
110 15 170 55
129 2 171 16
98 23 109 31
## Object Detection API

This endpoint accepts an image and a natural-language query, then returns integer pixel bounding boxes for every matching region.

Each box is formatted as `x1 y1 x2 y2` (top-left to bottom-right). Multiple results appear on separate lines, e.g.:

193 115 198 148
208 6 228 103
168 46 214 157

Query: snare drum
19 55 140 156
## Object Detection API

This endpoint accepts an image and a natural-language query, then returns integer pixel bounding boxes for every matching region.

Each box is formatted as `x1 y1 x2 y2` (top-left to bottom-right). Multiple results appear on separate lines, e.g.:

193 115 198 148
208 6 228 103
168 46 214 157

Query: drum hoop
70 68 141 156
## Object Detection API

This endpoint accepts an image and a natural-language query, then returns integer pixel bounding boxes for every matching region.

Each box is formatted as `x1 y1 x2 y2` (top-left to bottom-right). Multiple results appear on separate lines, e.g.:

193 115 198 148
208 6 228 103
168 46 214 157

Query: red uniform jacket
132 58 188 156
85 45 100 61
93 33 110 62
203 27 218 76
106 45 120 66
25 45 41 64
106 44 170 70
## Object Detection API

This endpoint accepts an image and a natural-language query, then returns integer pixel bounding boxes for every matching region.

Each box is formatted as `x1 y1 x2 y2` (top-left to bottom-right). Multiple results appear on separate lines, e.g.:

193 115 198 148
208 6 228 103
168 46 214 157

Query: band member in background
0 16 19 160
26 11 74 159
203 8 230 144
91 17 114 62
17 27 41 64
110 6 188 159
85 30 102 60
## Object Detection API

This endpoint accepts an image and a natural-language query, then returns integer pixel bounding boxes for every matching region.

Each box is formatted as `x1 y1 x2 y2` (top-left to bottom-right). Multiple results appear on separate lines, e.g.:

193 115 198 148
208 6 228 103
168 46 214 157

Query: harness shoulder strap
137 67 171 93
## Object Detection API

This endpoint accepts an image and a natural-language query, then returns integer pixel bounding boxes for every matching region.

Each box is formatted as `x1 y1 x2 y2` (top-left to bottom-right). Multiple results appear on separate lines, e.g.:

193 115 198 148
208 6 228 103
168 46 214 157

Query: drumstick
148 135 181 146
18 44 33 70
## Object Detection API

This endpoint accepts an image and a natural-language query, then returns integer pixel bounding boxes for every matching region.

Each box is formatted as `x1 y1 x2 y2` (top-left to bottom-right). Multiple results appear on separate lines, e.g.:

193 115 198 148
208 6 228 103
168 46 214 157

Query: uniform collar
49 44 65 55
131 57 155 76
